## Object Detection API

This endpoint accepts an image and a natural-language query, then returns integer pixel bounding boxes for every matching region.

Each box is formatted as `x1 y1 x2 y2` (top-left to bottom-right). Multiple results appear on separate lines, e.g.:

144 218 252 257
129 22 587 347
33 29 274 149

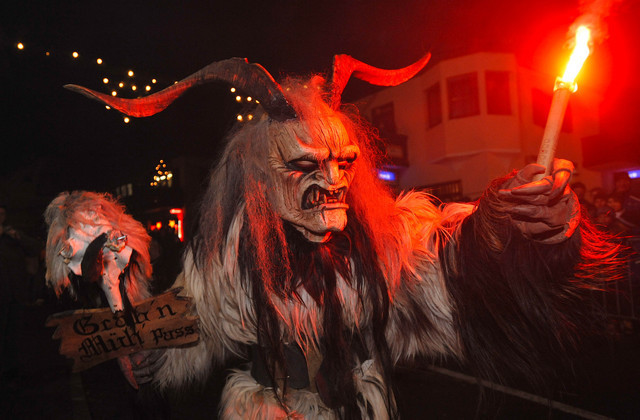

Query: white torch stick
534 26 591 181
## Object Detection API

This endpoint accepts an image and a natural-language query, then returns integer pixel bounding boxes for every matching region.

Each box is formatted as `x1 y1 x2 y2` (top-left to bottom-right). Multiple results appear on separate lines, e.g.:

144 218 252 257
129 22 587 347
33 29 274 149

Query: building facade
356 52 605 200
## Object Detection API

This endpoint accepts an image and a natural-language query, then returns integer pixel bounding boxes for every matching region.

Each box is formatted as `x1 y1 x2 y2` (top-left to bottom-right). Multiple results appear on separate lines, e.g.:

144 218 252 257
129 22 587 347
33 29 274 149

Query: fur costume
64 56 624 419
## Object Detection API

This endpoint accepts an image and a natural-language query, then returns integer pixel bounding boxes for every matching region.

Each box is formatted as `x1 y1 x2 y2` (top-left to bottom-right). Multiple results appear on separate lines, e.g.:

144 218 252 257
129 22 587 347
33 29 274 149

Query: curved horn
326 52 431 109
64 58 297 122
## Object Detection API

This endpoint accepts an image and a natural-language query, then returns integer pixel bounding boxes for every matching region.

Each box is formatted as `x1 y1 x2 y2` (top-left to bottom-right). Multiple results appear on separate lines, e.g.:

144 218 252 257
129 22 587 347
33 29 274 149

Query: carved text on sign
46 288 199 372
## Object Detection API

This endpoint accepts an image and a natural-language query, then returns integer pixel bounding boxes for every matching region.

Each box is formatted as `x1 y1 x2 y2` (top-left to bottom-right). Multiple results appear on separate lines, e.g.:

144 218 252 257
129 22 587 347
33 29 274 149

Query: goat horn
326 52 431 109
64 58 297 122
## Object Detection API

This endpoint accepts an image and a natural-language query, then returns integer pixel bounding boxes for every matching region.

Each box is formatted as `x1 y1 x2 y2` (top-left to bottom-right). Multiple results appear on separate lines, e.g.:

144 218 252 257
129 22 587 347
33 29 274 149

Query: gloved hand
498 159 580 244
118 349 167 389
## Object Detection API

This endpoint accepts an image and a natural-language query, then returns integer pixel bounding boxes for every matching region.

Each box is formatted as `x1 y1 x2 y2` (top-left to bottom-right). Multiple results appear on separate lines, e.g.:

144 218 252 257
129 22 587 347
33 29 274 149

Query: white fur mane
156 190 473 418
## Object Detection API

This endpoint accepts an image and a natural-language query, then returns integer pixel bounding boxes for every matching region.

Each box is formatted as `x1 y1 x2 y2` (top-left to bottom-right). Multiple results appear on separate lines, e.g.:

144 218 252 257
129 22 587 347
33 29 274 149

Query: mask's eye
338 154 357 170
288 159 319 173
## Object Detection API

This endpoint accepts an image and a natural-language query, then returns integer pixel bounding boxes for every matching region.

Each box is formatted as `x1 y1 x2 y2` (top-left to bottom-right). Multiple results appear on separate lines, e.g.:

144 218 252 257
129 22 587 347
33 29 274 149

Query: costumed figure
44 191 154 387
62 55 624 419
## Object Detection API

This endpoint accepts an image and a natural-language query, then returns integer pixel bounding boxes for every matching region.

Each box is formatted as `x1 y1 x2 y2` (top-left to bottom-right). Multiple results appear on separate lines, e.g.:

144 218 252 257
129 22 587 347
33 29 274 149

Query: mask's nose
323 160 341 185
101 253 124 312
100 244 133 312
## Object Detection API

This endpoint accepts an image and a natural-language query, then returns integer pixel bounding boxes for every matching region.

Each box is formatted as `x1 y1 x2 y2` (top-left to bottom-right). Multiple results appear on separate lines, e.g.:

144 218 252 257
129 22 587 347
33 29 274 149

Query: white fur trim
220 369 334 419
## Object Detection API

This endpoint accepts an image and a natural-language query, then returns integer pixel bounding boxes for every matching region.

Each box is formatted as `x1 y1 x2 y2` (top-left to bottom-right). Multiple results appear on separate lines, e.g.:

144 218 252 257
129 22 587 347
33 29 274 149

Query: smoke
570 0 624 43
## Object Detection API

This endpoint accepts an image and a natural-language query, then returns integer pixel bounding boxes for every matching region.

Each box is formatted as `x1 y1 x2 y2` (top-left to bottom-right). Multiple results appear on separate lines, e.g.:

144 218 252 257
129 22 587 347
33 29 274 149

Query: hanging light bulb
111 91 117 96
128 70 134 77
123 117 130 123
72 51 79 58
145 85 151 91
96 58 103 64
103 78 109 84
17 42 24 50
119 82 124 88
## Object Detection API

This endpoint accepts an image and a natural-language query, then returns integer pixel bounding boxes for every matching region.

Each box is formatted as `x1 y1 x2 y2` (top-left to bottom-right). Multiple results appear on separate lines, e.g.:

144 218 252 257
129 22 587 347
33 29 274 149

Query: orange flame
560 25 591 84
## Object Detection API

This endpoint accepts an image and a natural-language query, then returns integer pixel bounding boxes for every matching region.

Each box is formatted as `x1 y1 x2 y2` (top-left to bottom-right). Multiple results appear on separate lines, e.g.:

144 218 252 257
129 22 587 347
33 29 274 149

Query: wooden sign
46 288 199 372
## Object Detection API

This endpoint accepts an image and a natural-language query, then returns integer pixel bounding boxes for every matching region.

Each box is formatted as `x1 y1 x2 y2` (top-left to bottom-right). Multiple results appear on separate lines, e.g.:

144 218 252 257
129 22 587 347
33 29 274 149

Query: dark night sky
2 0 640 197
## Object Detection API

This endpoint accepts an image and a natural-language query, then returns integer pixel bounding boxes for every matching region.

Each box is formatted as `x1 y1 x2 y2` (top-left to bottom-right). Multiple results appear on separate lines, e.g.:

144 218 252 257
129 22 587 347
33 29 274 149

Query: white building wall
356 52 603 199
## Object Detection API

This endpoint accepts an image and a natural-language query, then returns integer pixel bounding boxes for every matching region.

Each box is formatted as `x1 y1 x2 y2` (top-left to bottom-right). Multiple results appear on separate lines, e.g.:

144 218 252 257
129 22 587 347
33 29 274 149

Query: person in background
613 173 640 228
571 182 595 219
592 193 611 221
589 187 605 204
605 193 637 236
0 204 39 381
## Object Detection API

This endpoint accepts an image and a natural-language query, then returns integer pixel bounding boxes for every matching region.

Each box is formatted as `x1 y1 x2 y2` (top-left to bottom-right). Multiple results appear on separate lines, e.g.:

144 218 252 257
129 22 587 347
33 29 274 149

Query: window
447 73 479 119
115 183 134 197
425 83 442 128
371 102 396 135
532 88 572 133
485 71 511 115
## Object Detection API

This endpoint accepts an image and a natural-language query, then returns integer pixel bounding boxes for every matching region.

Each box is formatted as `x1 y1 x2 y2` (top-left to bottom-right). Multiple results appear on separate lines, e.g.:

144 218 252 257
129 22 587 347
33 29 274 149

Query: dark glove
118 349 167 389
498 159 580 244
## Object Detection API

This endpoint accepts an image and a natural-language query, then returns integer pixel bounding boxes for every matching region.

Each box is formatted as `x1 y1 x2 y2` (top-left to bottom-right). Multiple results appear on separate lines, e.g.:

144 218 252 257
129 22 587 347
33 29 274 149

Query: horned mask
65 54 430 242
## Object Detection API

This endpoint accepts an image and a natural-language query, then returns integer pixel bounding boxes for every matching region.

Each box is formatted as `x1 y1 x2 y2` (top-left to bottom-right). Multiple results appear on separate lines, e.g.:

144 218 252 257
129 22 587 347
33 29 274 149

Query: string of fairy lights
230 87 259 123
14 41 159 98
13 40 259 124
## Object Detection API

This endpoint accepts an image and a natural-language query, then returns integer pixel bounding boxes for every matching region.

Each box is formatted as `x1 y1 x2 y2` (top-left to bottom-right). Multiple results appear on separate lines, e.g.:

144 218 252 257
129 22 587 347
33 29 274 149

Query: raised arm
442 159 624 385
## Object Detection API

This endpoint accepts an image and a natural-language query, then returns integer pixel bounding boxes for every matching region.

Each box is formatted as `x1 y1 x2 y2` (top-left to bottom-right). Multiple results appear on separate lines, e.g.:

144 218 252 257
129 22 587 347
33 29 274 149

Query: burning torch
535 25 591 180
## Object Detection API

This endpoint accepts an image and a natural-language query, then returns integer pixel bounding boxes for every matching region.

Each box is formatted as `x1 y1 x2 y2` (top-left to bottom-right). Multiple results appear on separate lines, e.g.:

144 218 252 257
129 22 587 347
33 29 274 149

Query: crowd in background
572 173 640 242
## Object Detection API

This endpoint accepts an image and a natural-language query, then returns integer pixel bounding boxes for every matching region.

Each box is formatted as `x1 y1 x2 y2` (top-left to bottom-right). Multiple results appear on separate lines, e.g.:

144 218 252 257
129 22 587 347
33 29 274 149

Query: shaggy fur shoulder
443 177 626 387
385 191 472 362
154 219 255 388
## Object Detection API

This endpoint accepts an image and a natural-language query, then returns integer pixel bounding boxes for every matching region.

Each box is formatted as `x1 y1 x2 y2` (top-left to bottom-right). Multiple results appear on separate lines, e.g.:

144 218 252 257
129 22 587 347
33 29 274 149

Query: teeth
302 186 348 209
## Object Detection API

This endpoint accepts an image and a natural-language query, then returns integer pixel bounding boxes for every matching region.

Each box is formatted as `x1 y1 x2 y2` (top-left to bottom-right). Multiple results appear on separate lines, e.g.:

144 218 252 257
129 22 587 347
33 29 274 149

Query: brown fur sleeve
442 174 626 387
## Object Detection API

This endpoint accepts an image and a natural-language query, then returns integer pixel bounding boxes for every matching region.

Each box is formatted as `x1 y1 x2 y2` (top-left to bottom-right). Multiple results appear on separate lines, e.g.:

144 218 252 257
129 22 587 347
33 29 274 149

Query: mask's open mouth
302 186 347 210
